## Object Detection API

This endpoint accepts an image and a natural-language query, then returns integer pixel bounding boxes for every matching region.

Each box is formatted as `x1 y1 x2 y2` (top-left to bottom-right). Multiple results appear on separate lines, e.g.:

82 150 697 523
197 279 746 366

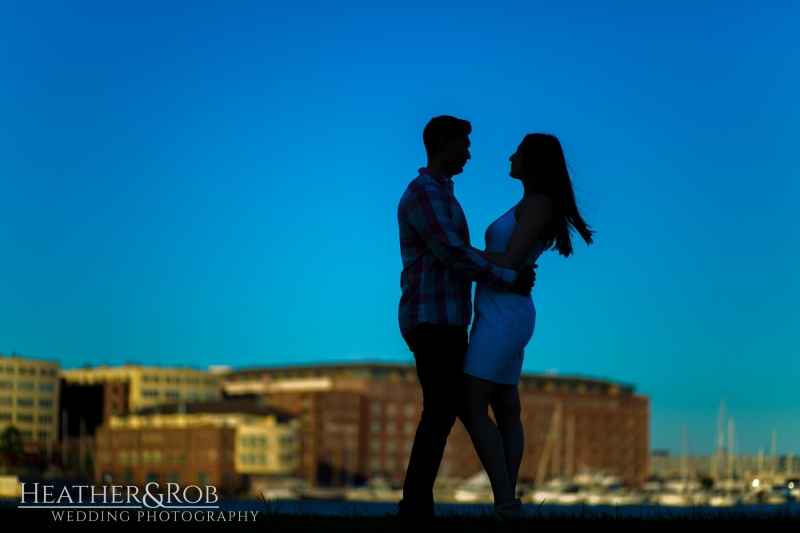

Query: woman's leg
490 384 524 492
462 374 516 505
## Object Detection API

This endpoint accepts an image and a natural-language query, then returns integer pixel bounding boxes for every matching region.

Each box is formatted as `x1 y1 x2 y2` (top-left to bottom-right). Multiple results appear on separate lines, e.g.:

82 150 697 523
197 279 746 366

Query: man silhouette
396 115 535 519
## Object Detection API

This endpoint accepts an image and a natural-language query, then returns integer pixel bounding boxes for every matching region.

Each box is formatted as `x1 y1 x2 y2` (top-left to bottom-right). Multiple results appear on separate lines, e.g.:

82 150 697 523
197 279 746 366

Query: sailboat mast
770 431 777 476
713 398 725 478
727 417 735 479
680 425 688 479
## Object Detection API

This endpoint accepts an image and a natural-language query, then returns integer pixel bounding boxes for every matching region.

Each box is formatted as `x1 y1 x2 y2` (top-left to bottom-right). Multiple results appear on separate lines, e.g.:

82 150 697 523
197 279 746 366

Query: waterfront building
222 363 650 487
61 363 223 414
0 353 60 445
93 397 299 492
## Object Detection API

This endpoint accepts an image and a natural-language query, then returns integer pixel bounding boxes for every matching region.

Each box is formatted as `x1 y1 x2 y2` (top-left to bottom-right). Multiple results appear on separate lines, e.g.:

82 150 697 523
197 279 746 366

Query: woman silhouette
461 133 594 520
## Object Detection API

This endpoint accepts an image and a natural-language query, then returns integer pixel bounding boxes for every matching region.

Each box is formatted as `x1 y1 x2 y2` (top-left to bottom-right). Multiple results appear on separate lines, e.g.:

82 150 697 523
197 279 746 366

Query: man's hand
510 264 537 296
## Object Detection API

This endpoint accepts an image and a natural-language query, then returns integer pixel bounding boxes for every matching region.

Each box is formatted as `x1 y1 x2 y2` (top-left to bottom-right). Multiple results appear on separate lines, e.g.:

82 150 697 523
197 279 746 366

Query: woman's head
512 133 594 257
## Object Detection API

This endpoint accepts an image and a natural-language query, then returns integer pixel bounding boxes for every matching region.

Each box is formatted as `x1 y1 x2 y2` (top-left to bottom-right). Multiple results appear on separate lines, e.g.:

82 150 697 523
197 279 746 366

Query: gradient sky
2 1 799 456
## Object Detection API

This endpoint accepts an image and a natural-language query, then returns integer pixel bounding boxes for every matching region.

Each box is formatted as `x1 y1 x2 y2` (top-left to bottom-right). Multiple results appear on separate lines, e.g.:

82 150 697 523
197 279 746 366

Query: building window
370 404 381 416
198 473 211 485
17 397 34 408
177 453 186 465
385 459 396 471
404 422 415 435
39 382 54 393
370 458 380 471
370 440 380 452
386 403 397 417
169 473 180 484
38 415 53 424
146 473 159 484
166 453 174 465
280 453 293 463
37 431 51 440
186 392 198 401
16 413 33 423
0 381 13 390
122 472 133 485
20 430 33 439
39 399 53 408
386 422 396 435
141 390 159 398
404 440 413 453
204 393 216 400
165 390 180 400
404 404 415 417
0 412 12 421
18 382 35 391
0 396 11 406
386 440 396 452
370 422 381 434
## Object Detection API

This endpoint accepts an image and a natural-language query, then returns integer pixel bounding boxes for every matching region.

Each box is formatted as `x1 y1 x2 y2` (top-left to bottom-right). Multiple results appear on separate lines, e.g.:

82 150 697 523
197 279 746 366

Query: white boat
708 489 742 507
530 477 569 505
602 488 650 506
345 475 403 502
551 484 594 505
293 486 348 500
654 480 701 506
453 471 494 503
708 480 745 507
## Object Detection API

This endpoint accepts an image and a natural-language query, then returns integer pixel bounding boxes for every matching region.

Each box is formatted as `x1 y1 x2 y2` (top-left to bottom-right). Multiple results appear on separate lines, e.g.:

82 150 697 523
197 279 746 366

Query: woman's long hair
522 133 594 257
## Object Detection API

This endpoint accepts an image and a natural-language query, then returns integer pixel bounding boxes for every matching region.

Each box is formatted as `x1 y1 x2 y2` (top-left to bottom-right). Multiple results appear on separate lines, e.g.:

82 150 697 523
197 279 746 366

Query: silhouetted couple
396 115 594 521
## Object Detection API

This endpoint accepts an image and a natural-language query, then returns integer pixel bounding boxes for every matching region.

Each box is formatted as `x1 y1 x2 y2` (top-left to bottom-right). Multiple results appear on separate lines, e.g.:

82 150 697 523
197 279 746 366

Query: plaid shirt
397 168 516 337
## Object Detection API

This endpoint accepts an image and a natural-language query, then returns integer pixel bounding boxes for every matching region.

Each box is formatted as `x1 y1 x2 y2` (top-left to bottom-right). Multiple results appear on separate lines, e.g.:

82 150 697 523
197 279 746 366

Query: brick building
93 397 299 493
222 363 650 487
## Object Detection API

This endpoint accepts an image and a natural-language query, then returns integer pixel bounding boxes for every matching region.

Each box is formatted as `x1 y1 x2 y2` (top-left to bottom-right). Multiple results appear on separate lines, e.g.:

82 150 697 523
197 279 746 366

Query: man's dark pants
399 322 468 518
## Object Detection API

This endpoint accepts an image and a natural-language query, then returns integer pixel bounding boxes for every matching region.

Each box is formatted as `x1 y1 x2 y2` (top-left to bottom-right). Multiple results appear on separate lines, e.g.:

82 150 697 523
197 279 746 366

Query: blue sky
1 1 798 456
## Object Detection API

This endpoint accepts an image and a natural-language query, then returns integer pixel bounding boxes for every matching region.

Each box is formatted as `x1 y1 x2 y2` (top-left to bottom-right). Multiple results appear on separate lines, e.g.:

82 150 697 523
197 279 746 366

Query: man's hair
423 115 471 155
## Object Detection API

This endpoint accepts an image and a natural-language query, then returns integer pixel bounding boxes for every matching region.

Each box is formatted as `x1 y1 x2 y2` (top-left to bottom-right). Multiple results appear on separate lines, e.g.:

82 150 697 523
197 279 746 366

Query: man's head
423 115 472 177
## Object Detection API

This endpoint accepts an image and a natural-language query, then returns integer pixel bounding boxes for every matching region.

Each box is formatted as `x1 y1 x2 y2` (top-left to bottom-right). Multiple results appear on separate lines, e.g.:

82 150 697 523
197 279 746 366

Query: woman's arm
476 194 553 270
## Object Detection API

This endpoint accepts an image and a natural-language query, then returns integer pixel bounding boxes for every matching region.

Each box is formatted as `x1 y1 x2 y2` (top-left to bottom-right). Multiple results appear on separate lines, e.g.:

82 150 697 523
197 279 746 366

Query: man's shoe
396 499 436 522
492 498 525 521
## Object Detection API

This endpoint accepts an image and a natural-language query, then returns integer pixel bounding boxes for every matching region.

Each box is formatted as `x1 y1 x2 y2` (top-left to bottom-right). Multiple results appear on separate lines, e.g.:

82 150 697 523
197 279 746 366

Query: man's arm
405 182 518 291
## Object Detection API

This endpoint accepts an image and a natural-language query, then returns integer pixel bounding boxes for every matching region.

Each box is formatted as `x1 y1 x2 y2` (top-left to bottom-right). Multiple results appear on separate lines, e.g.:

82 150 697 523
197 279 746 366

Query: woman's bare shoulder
515 194 553 218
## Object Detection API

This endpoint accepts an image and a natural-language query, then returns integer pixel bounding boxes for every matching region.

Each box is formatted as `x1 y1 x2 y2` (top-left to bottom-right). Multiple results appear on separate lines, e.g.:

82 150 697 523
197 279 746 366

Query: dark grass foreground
3 499 799 533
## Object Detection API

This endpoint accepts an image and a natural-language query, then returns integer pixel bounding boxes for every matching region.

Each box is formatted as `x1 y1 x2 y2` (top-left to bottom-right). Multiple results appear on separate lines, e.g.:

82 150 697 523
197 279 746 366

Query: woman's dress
462 203 548 385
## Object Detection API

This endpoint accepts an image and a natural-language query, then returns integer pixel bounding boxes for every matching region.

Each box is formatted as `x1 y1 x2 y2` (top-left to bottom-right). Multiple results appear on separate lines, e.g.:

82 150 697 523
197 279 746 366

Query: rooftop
136 395 294 422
